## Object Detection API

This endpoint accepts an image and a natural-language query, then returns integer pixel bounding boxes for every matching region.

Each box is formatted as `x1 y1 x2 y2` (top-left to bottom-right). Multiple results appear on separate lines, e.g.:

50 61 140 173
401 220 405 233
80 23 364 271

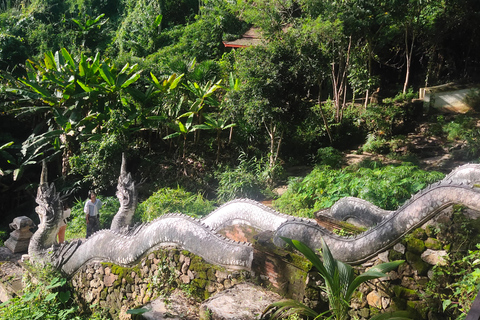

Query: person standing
84 191 102 238
57 200 71 243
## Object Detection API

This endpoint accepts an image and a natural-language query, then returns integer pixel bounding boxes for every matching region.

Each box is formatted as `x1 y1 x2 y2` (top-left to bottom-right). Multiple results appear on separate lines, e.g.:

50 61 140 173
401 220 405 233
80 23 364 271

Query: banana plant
164 113 199 162
0 48 143 175
262 237 407 320
3 130 62 182
72 13 108 49
182 79 222 143
183 79 222 112
72 13 108 35
194 113 235 163
149 72 184 118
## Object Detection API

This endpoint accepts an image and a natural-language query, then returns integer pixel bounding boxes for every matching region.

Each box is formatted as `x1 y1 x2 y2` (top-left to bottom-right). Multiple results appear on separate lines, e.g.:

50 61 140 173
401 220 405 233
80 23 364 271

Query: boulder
136 289 199 320
199 283 282 320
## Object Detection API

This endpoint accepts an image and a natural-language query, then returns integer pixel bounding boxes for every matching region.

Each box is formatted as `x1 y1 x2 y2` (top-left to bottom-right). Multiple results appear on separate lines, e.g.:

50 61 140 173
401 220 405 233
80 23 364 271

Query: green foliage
361 134 390 154
439 115 480 160
0 262 113 319
69 133 127 193
314 147 344 168
0 263 79 319
262 237 405 320
115 0 162 56
136 187 215 222
442 115 476 141
427 244 480 320
360 104 406 139
215 152 281 202
273 163 444 218
0 33 29 74
0 228 7 246
382 89 417 104
1 48 143 181
1 129 61 182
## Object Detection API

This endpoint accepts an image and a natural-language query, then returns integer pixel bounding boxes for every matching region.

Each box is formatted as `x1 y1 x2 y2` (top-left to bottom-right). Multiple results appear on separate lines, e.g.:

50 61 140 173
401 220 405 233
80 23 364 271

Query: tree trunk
216 130 221 164
364 89 370 110
318 80 333 144
265 121 283 173
403 27 415 95
331 36 352 123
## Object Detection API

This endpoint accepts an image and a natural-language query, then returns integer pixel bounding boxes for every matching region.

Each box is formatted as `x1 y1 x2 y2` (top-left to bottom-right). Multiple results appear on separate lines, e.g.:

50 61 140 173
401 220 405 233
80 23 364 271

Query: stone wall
70 246 250 318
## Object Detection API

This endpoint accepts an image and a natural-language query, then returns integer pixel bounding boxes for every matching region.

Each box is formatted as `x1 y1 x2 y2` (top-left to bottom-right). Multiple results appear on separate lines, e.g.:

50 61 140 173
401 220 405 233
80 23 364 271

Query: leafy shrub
427 215 480 320
383 88 417 104
361 134 390 154
115 0 163 57
440 245 480 319
0 262 112 319
315 147 344 168
215 153 280 202
136 187 214 221
262 237 406 320
360 104 405 138
443 115 476 141
441 115 480 160
69 133 126 193
0 264 78 319
273 163 444 218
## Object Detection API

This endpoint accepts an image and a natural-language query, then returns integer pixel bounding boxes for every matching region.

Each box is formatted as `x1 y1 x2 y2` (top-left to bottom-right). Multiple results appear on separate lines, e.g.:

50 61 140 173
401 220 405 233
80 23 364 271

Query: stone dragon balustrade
28 158 480 277
274 163 480 264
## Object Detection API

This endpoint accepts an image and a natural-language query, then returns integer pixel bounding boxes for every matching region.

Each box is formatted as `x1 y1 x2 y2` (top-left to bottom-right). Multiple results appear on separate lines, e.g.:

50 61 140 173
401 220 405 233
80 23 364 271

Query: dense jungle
1 0 480 319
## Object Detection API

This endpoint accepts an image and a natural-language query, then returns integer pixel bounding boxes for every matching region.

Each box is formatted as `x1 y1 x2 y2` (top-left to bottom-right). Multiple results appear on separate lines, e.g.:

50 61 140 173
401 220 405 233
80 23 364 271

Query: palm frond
262 299 318 319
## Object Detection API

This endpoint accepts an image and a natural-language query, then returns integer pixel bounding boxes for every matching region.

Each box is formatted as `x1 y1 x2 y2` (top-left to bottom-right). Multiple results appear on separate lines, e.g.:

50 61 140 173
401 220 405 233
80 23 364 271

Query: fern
273 163 444 218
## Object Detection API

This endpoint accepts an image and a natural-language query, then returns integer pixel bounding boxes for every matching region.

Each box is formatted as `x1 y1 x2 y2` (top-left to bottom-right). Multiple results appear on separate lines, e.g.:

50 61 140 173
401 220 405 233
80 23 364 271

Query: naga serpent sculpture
274 164 480 264
28 158 480 277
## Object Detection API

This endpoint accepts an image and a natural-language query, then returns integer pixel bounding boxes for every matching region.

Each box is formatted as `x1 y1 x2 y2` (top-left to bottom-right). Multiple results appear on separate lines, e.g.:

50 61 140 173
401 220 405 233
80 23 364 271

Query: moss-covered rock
389 297 407 311
424 225 438 238
406 300 428 319
206 268 216 281
393 285 418 300
405 237 426 255
405 252 430 276
388 249 404 261
411 228 427 240
424 237 442 250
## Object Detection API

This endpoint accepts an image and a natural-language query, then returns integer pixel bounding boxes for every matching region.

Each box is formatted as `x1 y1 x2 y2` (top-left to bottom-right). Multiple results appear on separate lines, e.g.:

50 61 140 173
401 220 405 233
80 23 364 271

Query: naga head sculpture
30 161 63 255
116 153 136 210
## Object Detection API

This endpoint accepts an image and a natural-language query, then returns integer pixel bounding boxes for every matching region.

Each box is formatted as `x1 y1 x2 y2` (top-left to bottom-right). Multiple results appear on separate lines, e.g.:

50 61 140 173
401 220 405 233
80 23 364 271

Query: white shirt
60 208 71 227
84 199 102 217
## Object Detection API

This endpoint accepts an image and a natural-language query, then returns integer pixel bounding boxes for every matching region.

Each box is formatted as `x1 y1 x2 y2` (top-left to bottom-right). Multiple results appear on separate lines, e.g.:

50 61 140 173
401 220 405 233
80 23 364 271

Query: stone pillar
5 216 35 253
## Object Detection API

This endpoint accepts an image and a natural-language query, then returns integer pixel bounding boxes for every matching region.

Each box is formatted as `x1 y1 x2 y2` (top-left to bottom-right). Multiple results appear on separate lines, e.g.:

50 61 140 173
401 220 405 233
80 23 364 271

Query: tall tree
384 0 443 93
229 40 309 170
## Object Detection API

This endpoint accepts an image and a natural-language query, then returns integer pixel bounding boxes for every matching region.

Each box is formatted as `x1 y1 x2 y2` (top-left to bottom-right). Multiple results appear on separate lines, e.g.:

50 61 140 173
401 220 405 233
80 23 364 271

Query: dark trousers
86 215 100 238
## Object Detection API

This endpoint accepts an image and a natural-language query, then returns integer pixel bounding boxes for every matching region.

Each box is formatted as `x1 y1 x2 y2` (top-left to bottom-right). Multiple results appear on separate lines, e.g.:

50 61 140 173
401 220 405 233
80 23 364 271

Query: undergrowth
0 262 111 319
273 162 444 218
215 152 282 202
135 187 214 222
